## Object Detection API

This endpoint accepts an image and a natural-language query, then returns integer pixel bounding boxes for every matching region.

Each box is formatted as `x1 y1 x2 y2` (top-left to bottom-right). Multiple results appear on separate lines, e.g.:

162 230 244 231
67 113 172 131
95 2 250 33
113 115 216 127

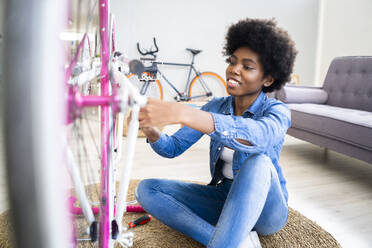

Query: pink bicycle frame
65 1 115 247
99 1 114 246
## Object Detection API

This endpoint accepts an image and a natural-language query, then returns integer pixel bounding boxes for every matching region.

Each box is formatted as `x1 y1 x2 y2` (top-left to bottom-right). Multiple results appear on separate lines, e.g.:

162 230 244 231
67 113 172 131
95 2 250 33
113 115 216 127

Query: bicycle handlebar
136 37 159 57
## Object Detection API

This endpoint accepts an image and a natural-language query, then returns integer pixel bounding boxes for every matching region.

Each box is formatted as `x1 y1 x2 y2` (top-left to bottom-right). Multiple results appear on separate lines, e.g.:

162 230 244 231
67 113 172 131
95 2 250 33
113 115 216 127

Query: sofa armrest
276 85 328 104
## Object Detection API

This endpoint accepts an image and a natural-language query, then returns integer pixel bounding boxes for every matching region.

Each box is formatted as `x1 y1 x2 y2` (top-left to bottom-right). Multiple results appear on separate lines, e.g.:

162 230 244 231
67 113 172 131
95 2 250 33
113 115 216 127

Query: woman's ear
263 75 274 87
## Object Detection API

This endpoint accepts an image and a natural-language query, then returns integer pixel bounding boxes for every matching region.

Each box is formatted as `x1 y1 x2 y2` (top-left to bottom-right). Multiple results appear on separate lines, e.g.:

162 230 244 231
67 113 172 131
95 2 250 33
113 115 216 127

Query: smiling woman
224 47 275 115
223 18 298 94
135 18 297 248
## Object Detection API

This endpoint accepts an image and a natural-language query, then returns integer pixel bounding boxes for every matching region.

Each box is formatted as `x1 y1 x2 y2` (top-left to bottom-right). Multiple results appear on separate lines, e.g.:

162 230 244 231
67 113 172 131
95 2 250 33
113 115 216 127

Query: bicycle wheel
127 73 164 100
188 71 228 101
66 2 143 247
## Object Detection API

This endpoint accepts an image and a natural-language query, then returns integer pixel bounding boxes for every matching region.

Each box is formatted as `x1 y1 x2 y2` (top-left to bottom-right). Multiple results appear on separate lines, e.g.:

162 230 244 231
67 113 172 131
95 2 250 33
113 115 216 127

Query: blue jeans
135 154 288 247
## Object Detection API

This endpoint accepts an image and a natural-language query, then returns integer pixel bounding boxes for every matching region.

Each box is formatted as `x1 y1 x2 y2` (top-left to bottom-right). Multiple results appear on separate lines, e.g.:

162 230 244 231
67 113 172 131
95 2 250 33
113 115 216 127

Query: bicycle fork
111 65 147 246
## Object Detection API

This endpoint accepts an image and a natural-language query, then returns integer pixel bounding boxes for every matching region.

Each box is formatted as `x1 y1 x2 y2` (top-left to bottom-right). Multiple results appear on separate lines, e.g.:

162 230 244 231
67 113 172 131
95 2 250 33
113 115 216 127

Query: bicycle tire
128 73 164 100
188 71 227 101
3 1 71 248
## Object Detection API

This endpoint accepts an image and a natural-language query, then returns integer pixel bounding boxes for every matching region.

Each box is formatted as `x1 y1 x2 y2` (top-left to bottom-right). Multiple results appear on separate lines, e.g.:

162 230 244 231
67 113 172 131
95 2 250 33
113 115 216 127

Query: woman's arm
139 98 254 147
208 102 291 152
139 98 215 134
138 98 208 158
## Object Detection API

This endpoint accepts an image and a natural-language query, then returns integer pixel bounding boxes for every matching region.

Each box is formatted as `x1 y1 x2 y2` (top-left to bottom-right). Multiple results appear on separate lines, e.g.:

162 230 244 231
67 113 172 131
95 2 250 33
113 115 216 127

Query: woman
135 18 297 248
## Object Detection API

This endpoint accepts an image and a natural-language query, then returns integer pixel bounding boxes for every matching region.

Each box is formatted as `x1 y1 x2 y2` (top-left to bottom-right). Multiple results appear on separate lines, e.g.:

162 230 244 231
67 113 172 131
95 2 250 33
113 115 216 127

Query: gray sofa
276 56 372 164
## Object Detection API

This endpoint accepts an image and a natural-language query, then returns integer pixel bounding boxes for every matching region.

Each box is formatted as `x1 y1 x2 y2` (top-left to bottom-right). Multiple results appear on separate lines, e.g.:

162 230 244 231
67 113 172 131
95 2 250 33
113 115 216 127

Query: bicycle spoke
80 116 100 198
83 110 101 160
72 121 95 186
85 0 98 32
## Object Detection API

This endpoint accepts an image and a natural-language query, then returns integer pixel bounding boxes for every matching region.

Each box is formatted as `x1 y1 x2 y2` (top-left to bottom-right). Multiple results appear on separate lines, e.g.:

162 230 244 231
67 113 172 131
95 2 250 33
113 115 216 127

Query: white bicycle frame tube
113 73 129 166
113 68 147 104
66 145 95 224
68 59 101 86
114 112 125 165
112 66 147 229
115 104 140 227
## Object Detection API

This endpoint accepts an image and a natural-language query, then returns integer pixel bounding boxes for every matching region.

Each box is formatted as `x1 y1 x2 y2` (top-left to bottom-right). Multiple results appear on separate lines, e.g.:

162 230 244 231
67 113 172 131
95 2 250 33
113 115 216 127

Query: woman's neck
233 91 261 116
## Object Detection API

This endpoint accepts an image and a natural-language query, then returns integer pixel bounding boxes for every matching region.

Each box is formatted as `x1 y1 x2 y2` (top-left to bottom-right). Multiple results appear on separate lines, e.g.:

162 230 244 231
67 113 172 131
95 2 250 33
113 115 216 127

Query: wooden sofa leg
324 148 329 161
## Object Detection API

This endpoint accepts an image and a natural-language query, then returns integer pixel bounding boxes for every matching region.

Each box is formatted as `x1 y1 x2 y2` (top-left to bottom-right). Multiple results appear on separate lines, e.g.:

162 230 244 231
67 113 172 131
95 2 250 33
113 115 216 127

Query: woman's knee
254 183 289 235
135 178 160 203
246 153 272 166
240 153 273 176
255 209 288 236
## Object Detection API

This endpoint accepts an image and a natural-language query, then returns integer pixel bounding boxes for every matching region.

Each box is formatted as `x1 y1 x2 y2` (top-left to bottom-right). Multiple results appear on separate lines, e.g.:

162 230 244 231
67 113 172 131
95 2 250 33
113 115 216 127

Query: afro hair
223 18 298 93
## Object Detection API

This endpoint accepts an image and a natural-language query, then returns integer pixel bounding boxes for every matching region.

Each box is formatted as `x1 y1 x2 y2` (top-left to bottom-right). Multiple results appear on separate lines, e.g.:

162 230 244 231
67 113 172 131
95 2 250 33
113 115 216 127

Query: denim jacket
150 92 291 202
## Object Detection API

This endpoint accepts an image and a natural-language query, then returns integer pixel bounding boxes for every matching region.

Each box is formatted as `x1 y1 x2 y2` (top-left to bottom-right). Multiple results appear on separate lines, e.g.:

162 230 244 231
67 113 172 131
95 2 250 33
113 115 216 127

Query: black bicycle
128 38 227 101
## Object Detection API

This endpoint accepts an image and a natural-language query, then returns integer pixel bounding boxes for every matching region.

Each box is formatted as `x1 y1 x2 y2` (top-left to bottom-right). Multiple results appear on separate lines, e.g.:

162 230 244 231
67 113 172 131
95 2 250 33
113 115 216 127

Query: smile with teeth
227 78 240 87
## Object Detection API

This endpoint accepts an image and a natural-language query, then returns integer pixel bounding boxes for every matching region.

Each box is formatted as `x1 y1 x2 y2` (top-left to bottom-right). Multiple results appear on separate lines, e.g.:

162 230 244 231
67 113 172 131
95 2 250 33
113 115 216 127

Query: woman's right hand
128 111 161 143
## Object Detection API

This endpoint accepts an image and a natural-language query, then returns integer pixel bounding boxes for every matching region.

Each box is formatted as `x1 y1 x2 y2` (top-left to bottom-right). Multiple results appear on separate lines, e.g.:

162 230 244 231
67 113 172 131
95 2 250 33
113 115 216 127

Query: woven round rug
0 179 341 248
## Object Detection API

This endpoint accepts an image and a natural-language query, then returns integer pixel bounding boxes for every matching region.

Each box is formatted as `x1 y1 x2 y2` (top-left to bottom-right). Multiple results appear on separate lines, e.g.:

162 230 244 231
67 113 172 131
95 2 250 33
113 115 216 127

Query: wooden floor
280 136 372 248
1 124 372 248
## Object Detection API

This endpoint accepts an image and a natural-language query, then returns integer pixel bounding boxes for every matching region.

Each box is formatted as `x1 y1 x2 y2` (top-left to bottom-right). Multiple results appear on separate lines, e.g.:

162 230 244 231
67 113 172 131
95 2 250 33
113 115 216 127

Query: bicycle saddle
186 48 202 55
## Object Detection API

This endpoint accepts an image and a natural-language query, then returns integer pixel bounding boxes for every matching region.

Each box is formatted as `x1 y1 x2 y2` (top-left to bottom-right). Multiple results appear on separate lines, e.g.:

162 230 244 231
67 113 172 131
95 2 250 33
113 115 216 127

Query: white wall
112 0 319 99
315 0 372 85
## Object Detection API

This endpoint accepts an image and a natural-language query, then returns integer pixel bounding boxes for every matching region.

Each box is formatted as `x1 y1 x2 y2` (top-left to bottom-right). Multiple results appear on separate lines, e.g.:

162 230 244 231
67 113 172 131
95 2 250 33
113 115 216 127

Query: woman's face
225 47 273 97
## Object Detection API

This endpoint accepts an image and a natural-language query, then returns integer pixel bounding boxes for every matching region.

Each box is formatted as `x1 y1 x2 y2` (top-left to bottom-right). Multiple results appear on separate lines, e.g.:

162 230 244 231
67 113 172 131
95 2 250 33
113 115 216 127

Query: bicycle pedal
111 220 119 239
89 221 98 242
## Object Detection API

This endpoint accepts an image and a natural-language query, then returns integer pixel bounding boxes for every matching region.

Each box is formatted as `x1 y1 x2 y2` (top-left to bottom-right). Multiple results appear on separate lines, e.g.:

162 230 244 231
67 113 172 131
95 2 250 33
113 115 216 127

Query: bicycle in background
129 37 227 101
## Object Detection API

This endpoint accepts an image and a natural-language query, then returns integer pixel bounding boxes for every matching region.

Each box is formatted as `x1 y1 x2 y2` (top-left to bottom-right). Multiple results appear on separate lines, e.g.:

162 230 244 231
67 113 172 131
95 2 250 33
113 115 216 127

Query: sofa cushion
288 103 372 150
277 86 328 104
323 56 372 112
